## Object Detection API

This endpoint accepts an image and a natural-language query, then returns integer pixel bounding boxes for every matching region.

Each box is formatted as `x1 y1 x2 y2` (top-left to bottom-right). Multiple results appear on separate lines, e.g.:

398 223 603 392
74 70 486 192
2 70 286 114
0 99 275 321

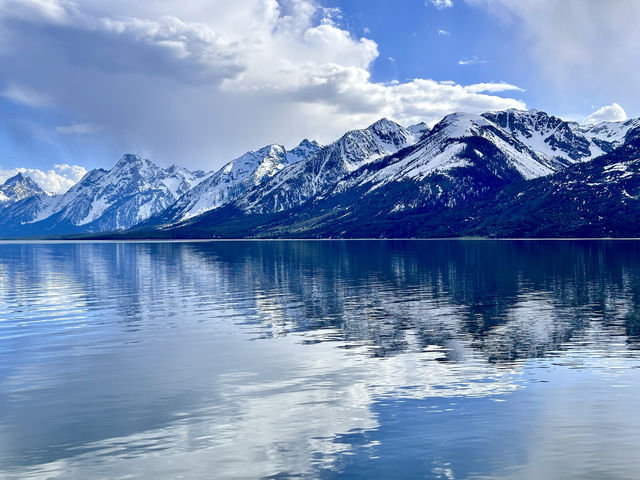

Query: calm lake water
2 240 640 479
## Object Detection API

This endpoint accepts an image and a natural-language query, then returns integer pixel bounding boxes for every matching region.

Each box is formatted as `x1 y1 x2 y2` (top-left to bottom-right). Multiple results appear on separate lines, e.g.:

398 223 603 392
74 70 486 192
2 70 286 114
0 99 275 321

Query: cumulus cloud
0 0 525 170
583 103 627 124
0 163 87 193
429 0 454 9
438 29 451 36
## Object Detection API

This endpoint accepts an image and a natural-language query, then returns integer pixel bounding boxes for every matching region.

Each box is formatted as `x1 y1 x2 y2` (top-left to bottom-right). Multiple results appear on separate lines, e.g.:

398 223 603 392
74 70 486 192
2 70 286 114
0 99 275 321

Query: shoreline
3 237 640 244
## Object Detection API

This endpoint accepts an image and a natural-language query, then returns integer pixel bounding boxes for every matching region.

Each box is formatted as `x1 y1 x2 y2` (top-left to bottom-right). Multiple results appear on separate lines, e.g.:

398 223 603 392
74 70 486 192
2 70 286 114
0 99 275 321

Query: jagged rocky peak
248 144 289 185
368 117 398 130
410 111 562 180
0 172 45 202
482 108 594 162
3 172 39 188
116 153 144 165
155 143 301 223
223 144 287 181
106 154 206 196
295 138 320 149
327 117 416 167
365 117 415 148
216 144 289 183
166 163 204 176
483 108 559 133
113 153 156 171
233 118 427 216
407 122 430 137
19 152 211 233
482 108 581 142
287 139 322 164
430 112 495 138
577 118 640 152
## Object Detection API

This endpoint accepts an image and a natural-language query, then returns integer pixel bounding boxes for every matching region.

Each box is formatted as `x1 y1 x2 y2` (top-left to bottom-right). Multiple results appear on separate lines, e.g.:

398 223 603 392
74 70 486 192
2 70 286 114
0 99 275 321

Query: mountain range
1 108 640 239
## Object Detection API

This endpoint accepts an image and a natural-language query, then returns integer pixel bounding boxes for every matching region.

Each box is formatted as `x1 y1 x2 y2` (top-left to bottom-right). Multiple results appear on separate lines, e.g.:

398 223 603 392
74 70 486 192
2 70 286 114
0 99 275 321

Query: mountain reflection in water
1 240 640 479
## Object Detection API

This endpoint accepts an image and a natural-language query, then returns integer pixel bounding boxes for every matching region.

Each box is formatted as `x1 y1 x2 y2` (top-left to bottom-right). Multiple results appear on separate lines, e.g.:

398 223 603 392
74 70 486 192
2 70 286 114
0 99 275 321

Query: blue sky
330 0 522 85
0 0 637 191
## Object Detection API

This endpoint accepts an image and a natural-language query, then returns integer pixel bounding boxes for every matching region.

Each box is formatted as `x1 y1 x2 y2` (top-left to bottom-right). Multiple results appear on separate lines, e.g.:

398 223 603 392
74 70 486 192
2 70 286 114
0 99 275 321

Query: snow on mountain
336 113 555 198
466 125 640 237
286 139 322 164
4 107 640 239
481 109 604 166
407 122 430 138
176 121 640 239
0 173 45 202
156 142 317 223
236 118 421 213
576 118 640 152
433 112 558 179
30 154 207 232
0 173 57 229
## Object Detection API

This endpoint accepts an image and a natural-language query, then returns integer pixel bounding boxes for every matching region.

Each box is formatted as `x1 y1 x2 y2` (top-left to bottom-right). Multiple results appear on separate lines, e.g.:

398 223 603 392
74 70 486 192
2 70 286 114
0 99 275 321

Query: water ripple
1 240 640 479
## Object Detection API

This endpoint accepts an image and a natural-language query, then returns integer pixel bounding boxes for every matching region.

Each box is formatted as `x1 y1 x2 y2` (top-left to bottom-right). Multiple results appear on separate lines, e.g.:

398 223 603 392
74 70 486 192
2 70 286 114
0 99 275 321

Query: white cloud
0 0 525 170
464 82 523 93
429 0 454 9
458 56 486 66
0 164 87 193
583 103 627 124
438 29 451 36
0 0 73 24
1 84 51 107
56 123 102 134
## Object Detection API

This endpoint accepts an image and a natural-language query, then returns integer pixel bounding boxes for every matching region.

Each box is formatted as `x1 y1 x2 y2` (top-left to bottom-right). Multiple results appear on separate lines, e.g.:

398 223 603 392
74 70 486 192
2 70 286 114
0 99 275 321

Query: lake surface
2 240 640 479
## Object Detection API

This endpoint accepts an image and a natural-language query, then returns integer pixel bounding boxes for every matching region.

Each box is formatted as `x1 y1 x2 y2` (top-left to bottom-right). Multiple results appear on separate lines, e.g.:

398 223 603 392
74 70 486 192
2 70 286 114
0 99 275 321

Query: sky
0 0 638 192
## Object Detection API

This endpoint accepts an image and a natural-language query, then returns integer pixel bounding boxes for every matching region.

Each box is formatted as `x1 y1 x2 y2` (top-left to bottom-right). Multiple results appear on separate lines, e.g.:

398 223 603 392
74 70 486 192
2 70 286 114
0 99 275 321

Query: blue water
1 240 640 479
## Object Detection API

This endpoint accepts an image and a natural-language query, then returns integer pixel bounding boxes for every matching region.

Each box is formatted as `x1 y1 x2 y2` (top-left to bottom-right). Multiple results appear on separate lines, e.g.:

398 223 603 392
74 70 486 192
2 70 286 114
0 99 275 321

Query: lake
1 240 640 479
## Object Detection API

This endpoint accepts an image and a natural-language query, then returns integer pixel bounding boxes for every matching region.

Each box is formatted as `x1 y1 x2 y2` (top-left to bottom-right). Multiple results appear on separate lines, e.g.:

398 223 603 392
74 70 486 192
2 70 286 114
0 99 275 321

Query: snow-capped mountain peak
115 153 148 166
363 111 557 182
365 117 418 150
153 141 316 223
576 118 640 152
0 172 45 203
431 112 495 139
287 139 322 164
26 154 208 232
407 122 430 137
482 109 601 164
234 118 423 214
217 144 288 186
4 107 640 239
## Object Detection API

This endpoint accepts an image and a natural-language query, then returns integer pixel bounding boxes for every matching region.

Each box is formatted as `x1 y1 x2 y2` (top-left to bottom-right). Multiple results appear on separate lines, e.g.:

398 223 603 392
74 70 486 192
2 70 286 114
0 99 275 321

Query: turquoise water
1 240 640 479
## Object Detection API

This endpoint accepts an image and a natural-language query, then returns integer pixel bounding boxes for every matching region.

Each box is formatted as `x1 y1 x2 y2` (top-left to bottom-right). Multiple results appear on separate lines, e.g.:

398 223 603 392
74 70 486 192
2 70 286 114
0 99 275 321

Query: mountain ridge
2 108 640 239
